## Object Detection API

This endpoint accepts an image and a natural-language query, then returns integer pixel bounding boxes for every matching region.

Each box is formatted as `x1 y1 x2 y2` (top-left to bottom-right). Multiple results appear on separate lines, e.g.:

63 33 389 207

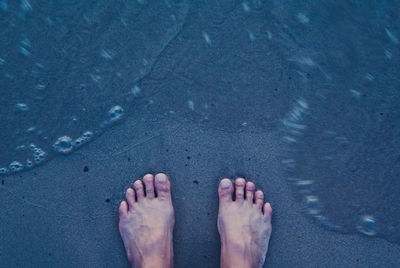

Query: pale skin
119 173 272 268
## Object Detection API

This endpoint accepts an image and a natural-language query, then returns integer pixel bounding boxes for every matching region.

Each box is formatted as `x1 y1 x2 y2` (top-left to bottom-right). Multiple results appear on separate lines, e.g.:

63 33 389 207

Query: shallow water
1 0 399 247
276 0 400 244
0 0 189 173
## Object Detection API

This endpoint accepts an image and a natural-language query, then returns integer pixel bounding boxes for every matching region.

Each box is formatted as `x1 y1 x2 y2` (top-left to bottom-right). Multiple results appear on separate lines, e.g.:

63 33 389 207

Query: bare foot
119 173 174 268
218 178 272 268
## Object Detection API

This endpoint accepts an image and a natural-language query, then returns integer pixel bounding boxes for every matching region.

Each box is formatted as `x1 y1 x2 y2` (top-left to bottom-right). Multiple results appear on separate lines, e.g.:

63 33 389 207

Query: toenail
155 174 166 183
236 178 245 185
246 182 255 190
144 174 153 180
221 180 231 189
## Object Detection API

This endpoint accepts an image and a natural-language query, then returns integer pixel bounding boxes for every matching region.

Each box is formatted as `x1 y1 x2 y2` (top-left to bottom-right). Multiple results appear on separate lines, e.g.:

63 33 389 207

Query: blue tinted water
0 0 399 246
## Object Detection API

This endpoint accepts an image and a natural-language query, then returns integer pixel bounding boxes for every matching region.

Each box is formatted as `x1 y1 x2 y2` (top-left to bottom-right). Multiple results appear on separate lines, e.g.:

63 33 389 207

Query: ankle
130 248 174 268
220 244 254 268
221 256 253 268
133 256 173 268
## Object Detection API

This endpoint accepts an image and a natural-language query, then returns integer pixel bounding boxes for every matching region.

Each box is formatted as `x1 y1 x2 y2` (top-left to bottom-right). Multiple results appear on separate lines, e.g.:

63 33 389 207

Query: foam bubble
131 86 141 97
27 126 36 132
297 98 309 109
282 119 306 130
34 154 45 163
108 105 124 122
73 131 94 147
357 215 377 236
20 38 31 47
9 161 23 172
295 180 313 193
350 89 361 99
187 100 194 111
26 159 33 167
100 49 113 60
365 73 374 81
304 195 321 215
82 131 93 138
282 158 295 168
248 31 255 41
15 103 29 111
242 2 250 12
202 32 211 45
297 13 310 24
385 28 399 44
384 49 392 59
282 136 297 144
29 144 46 163
53 136 73 154
19 46 31 57
15 145 26 151
21 0 32 12
35 84 46 90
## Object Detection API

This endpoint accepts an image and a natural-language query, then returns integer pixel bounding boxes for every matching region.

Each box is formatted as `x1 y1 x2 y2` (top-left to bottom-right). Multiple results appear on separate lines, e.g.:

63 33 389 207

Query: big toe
218 178 233 202
154 173 171 201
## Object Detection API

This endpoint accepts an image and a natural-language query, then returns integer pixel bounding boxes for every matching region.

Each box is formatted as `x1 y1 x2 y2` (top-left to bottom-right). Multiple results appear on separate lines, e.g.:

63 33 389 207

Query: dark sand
1 119 399 267
1 0 400 267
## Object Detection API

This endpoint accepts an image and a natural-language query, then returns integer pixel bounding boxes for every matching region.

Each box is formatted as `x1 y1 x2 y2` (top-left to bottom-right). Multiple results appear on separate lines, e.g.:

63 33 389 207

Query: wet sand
1 0 400 267
1 119 399 267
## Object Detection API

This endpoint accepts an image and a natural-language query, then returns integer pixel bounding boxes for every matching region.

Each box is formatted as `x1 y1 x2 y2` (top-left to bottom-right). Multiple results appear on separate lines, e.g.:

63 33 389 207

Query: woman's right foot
119 173 174 268
218 178 272 268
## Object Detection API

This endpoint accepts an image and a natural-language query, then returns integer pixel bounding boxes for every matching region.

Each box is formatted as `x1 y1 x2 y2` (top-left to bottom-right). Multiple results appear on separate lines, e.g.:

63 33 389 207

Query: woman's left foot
119 173 174 268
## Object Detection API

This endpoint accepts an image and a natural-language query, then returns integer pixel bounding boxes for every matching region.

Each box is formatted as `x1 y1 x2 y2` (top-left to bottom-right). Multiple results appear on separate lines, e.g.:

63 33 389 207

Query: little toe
118 201 128 218
143 174 155 199
133 180 145 201
263 202 273 219
125 188 136 207
218 178 234 202
235 178 246 203
245 181 255 204
154 173 171 201
255 190 264 209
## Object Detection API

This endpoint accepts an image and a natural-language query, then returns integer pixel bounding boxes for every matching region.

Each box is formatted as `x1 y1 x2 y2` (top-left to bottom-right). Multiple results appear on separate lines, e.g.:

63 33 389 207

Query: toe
118 201 128 218
245 181 255 203
143 174 155 199
255 190 264 209
263 202 273 219
125 188 136 207
218 178 233 202
133 180 145 201
235 178 246 203
154 173 171 200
